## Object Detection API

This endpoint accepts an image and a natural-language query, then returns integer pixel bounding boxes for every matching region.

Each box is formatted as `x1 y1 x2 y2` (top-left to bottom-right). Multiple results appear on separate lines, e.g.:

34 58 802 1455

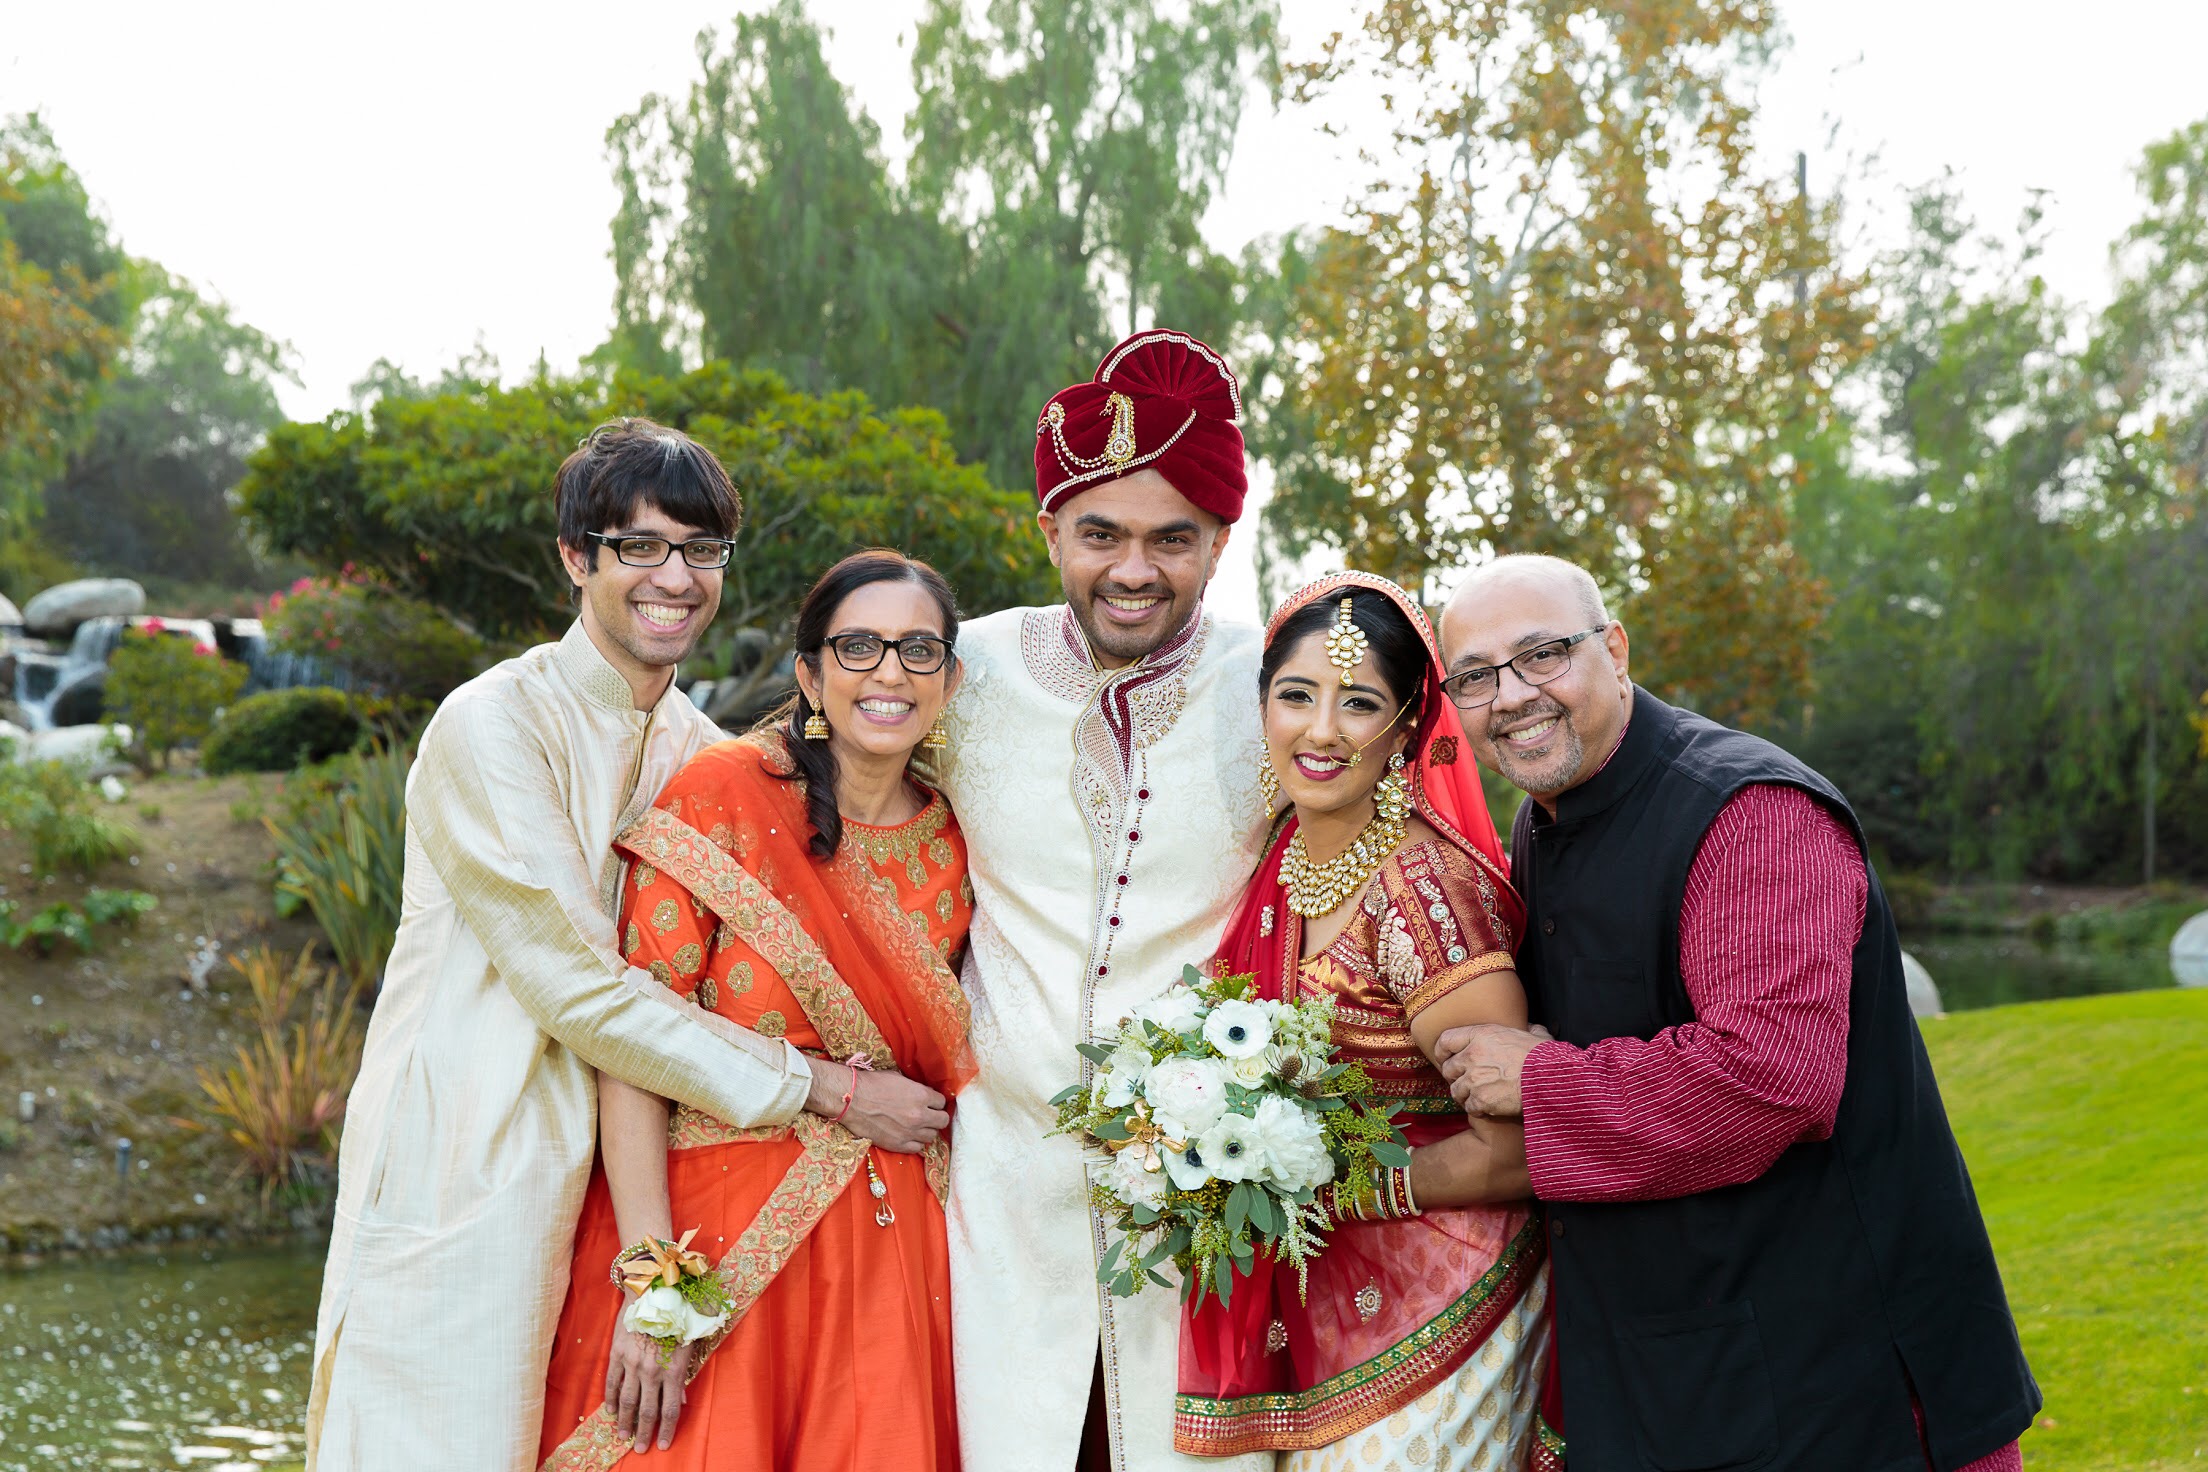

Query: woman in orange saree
537 552 976 1471
1174 572 1563 1469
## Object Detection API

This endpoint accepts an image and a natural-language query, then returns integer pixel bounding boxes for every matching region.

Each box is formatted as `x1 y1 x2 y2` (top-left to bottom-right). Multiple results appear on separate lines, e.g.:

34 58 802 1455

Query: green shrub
202 687 368 774
268 744 409 986
263 577 489 704
0 887 154 954
0 759 139 875
105 623 248 770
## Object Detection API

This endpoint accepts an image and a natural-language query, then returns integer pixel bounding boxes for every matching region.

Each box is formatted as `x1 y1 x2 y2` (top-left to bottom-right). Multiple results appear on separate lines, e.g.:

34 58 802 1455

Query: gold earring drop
1256 739 1279 802
803 700 830 740
1374 752 1410 824
921 717 950 752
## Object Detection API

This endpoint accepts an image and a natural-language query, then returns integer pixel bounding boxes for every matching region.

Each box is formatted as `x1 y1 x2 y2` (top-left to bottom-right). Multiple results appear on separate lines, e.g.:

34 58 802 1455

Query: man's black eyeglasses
586 532 735 570
824 633 954 676
1443 625 1610 709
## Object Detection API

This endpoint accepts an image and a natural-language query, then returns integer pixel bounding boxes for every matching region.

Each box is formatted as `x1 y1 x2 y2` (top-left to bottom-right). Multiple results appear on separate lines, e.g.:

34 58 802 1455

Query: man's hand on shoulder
1435 1022 1554 1118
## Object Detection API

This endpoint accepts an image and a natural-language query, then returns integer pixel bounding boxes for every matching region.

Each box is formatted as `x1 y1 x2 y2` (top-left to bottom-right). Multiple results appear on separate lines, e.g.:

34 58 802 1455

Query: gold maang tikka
1323 597 1367 688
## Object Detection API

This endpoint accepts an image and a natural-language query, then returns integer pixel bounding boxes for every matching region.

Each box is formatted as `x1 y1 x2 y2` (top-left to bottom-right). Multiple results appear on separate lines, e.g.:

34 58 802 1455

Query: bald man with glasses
1427 554 2035 1472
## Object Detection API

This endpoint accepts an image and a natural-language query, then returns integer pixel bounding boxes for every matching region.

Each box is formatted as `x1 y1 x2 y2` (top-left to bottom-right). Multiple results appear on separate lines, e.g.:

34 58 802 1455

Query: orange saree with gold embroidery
536 734 975 1472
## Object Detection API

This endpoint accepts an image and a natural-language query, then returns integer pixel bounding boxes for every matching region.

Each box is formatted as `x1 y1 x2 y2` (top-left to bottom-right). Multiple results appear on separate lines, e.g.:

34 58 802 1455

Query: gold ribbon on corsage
613 1227 713 1296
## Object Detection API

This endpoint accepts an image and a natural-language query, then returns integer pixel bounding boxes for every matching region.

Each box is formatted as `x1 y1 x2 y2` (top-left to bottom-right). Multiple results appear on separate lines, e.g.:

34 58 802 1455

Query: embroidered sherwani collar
1023 602 1210 755
554 619 682 718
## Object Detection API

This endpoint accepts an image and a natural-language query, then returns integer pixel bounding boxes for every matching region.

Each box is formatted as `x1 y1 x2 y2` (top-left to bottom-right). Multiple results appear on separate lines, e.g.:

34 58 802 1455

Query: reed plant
191 945 366 1204
267 744 408 988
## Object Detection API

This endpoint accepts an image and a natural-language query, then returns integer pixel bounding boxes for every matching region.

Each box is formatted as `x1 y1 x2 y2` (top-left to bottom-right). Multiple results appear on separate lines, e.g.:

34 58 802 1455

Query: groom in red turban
1031 328 1248 666
935 330 1277 1472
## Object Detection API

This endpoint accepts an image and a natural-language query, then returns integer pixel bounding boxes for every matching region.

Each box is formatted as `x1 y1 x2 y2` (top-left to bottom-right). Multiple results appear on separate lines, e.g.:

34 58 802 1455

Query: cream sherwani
306 623 813 1472
935 605 1272 1472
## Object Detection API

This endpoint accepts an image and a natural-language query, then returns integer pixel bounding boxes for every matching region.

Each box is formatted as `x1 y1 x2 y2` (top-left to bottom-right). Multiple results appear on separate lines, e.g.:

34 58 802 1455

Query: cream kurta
306 623 813 1472
934 605 1272 1472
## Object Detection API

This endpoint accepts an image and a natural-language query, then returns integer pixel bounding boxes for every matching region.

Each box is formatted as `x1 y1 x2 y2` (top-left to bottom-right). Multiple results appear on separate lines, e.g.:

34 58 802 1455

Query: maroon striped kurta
1520 783 2022 1472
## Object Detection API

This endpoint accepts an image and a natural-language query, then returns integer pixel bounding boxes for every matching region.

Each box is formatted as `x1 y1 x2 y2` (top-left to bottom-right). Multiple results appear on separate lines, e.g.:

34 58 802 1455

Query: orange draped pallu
537 733 975 1472
1174 570 1564 1470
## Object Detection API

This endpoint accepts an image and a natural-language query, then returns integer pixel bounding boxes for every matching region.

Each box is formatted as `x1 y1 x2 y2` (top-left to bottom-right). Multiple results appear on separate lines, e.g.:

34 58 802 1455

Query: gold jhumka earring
1374 751 1410 825
803 700 830 740
920 718 951 752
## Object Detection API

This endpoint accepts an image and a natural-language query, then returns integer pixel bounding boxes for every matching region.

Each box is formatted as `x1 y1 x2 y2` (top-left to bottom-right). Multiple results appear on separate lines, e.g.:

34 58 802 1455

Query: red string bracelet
831 1063 858 1125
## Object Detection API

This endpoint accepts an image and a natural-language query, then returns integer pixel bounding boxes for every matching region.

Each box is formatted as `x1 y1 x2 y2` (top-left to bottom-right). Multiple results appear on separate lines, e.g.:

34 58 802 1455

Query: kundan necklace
1281 800 1406 919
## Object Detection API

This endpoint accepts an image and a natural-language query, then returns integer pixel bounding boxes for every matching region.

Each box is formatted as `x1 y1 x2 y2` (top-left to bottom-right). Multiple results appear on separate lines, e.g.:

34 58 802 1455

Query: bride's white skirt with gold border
1280 1267 1550 1472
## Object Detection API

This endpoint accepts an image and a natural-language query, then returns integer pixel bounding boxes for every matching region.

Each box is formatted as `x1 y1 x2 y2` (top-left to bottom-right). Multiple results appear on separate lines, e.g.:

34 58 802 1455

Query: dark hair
765 549 962 860
1259 587 1428 727
555 417 743 569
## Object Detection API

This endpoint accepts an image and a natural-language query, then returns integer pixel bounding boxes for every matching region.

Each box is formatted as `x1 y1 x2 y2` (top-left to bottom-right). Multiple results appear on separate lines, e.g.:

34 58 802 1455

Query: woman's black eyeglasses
586 532 735 569
823 633 953 675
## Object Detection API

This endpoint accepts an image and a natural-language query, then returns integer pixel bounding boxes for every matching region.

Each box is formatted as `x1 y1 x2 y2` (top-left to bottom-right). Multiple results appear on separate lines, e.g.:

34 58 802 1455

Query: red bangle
830 1064 858 1125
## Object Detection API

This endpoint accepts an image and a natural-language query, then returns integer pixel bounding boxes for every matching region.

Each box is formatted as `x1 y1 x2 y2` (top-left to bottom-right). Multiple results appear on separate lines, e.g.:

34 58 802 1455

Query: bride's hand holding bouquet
1051 964 1410 1307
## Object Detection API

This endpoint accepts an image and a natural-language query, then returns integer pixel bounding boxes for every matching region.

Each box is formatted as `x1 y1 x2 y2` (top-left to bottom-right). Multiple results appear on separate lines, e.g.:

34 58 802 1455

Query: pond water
0 945 2189 1466
0 1242 320 1471
1903 934 2181 1013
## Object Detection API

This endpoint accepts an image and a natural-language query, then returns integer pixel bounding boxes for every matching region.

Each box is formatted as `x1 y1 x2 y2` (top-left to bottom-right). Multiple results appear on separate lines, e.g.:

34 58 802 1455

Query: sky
6 0 2206 618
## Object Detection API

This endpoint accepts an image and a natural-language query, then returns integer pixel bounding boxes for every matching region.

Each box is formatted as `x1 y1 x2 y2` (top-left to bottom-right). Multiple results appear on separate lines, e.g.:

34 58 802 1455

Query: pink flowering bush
106 625 248 770
262 574 487 705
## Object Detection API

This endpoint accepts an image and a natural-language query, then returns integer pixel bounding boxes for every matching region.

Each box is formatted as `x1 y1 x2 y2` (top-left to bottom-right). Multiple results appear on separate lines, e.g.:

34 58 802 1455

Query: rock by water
0 591 20 627
2172 912 2208 989
1900 950 1943 1017
20 578 145 637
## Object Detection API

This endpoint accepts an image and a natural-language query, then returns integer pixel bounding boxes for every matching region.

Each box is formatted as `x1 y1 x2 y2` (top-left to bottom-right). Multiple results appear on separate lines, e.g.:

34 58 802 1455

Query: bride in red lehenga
1174 572 1564 1470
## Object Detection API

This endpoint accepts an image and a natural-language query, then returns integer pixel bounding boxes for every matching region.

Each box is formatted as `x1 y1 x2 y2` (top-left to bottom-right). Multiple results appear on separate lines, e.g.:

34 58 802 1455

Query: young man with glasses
309 419 942 1472
1429 553 2035 1472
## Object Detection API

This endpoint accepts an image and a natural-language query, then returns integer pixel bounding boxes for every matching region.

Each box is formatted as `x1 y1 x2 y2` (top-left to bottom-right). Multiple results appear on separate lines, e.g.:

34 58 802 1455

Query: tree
1253 0 1869 727
42 269 296 584
601 0 1278 491
235 364 1057 711
0 115 129 581
1793 173 2208 881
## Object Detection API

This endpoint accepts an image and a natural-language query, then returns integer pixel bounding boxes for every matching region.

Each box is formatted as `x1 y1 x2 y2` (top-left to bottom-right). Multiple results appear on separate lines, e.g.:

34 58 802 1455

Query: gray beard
1488 708 1584 794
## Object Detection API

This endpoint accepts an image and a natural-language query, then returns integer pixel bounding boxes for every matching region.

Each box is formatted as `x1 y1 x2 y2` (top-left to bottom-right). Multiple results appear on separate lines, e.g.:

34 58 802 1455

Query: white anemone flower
1202 1000 1274 1060
1196 1112 1269 1183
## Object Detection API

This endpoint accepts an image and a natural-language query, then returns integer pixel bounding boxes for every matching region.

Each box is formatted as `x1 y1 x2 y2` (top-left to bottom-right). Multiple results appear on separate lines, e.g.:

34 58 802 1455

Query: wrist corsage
610 1228 732 1357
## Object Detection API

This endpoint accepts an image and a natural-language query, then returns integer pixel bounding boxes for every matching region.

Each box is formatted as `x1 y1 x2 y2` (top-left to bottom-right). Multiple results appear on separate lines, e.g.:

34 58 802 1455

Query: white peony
621 1283 728 1345
1105 1147 1171 1210
1143 1056 1233 1140
1129 985 1206 1037
1252 1095 1335 1193
1202 1000 1274 1059
1196 1112 1269 1183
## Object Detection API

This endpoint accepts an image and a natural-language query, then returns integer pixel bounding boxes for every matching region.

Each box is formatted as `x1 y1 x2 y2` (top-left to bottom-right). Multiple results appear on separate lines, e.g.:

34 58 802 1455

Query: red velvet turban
1033 329 1248 523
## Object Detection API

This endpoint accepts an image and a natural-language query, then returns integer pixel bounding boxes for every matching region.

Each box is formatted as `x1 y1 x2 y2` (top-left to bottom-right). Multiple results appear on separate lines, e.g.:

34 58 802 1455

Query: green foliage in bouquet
1051 965 1410 1309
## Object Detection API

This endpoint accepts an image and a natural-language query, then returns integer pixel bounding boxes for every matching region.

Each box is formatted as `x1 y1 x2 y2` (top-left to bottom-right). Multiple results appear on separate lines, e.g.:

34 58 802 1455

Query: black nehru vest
1510 690 2038 1472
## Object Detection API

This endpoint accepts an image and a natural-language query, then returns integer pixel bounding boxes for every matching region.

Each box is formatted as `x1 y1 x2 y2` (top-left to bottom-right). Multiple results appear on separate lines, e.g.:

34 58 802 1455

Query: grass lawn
1923 987 2208 1470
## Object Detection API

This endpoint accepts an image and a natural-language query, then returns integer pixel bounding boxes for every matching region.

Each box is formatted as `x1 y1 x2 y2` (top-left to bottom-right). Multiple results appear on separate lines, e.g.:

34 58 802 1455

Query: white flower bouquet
1050 965 1410 1307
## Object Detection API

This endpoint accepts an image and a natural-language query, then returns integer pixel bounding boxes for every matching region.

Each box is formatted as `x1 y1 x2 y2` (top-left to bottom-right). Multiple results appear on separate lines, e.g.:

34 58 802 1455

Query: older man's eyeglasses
824 633 953 676
1443 625 1610 709
586 532 735 569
